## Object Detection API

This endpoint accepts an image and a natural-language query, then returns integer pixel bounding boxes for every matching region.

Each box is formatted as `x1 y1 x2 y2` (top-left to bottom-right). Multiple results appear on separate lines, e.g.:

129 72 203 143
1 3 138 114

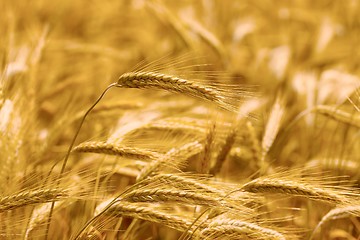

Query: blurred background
1 0 360 239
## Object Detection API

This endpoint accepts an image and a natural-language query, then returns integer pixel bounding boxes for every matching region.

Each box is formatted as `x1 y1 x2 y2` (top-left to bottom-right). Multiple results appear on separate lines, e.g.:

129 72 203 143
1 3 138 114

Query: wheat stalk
46 83 118 238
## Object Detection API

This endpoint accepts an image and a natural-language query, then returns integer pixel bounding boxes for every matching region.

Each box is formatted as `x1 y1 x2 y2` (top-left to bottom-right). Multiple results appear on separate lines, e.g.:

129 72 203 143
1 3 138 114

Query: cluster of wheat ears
1 0 360 239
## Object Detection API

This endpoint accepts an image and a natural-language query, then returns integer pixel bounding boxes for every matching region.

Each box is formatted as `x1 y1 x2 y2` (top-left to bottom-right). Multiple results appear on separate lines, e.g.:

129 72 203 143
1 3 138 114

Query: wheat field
1 0 360 239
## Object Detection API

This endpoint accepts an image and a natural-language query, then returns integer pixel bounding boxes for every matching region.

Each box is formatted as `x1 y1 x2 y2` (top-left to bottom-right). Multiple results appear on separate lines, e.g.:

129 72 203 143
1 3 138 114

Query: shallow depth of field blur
1 0 360 239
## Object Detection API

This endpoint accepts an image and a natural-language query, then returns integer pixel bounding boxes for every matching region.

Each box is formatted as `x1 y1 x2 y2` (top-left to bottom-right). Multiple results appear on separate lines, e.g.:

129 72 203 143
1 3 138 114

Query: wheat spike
143 121 207 134
122 188 221 207
201 225 282 240
73 141 161 160
118 72 218 99
242 176 350 204
313 105 360 128
245 121 262 167
108 203 194 232
199 122 216 174
210 131 236 175
135 174 257 214
140 116 212 135
0 188 68 212
136 141 203 182
201 219 286 240
261 94 285 164
310 204 360 239
25 201 66 239
98 201 195 234
147 2 195 48
183 17 228 62
140 173 225 196
117 71 250 112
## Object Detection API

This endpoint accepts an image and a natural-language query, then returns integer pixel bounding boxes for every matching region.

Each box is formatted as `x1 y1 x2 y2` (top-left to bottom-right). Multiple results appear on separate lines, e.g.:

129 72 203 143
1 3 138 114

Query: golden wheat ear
201 219 286 240
310 204 360 240
116 71 256 113
241 168 358 205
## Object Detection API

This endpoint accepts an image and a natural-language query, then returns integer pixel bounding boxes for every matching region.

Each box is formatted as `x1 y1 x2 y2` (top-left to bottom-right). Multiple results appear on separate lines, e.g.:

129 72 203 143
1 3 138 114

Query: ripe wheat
73 141 161 160
117 71 251 112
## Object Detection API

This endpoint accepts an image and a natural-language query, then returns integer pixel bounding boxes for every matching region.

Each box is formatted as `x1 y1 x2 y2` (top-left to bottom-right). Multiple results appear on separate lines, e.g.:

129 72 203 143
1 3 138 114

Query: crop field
1 0 360 239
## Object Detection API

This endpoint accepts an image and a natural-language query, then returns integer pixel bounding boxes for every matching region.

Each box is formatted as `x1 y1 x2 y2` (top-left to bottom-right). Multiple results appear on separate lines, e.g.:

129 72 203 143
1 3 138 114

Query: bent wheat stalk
46 83 118 239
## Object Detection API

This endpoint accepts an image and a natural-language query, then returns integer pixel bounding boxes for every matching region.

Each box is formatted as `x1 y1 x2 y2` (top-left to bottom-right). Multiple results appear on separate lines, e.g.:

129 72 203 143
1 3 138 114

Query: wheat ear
141 116 209 134
245 121 262 165
242 177 349 204
144 121 206 134
136 174 257 214
199 122 216 174
117 71 248 112
313 105 360 128
310 204 360 240
0 189 68 212
210 126 236 175
136 141 203 182
183 17 227 62
201 219 286 240
201 225 283 240
140 173 224 196
122 188 221 207
260 94 285 173
108 202 194 232
25 201 66 239
73 141 160 161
